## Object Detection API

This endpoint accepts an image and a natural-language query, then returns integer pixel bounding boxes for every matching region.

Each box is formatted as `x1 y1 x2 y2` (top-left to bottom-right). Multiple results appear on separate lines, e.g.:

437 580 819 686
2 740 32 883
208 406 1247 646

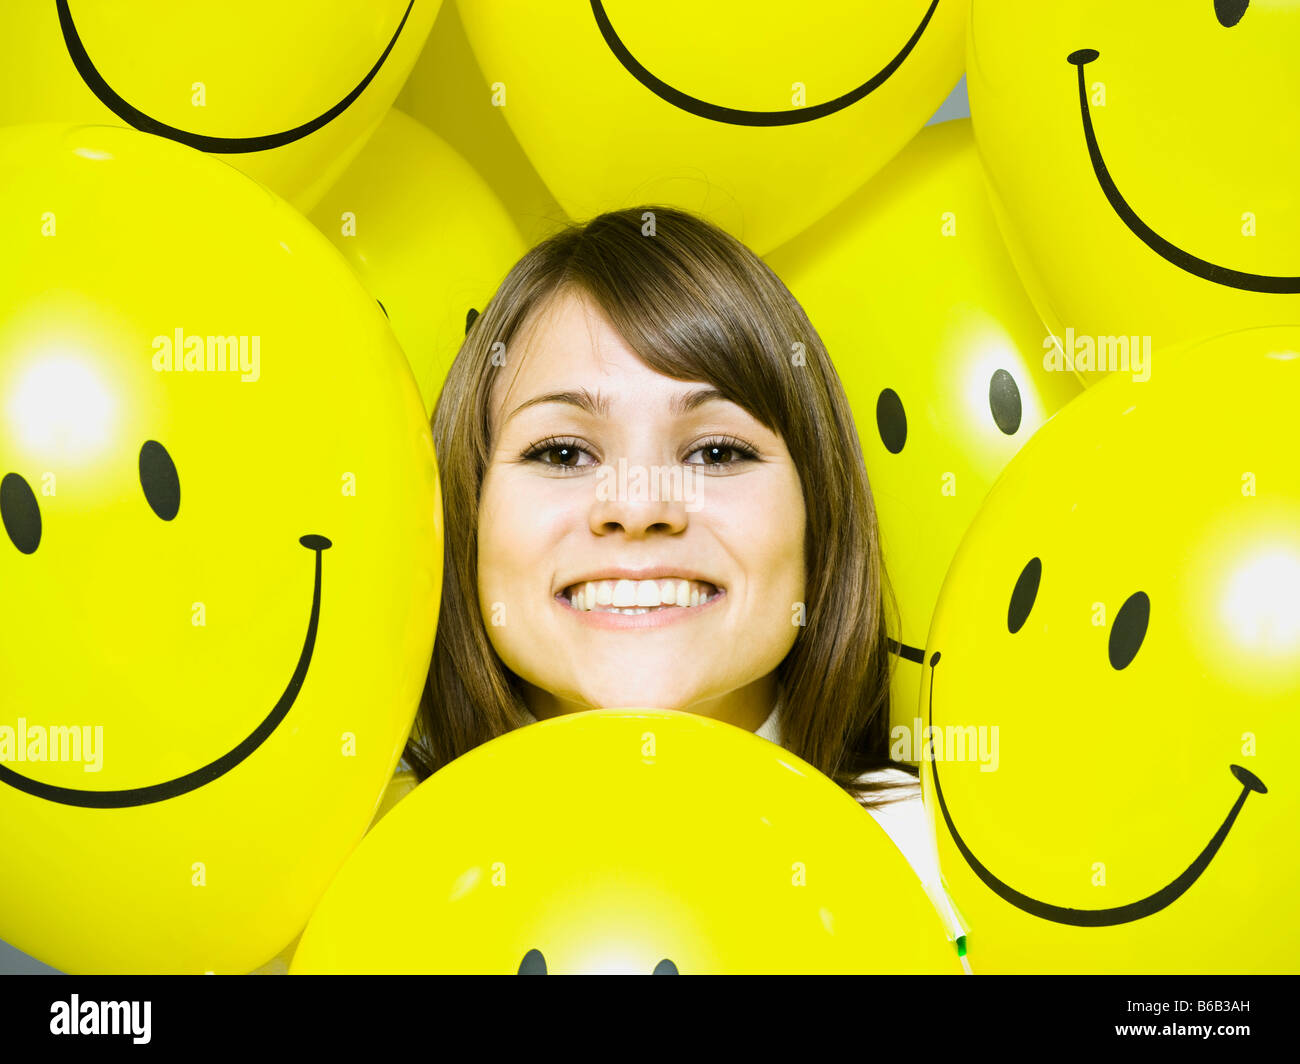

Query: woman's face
477 290 806 728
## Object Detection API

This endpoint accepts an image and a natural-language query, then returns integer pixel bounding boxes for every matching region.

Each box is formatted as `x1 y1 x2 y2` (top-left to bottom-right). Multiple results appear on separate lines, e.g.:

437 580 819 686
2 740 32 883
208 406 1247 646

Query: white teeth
564 577 718 613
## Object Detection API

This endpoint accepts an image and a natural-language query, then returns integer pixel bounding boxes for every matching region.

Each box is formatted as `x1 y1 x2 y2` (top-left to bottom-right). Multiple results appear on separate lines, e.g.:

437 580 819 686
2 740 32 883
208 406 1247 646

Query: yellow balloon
455 0 967 254
395 5 567 248
0 124 442 974
0 1 440 211
369 769 419 827
291 709 961 974
767 119 1081 753
921 327 1300 973
968 1 1300 382
247 767 421 974
310 108 526 414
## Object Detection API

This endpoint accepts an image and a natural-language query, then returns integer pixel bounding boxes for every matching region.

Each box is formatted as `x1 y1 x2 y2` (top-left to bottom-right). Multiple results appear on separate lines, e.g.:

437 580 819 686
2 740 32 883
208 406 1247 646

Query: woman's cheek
478 472 579 612
714 474 805 574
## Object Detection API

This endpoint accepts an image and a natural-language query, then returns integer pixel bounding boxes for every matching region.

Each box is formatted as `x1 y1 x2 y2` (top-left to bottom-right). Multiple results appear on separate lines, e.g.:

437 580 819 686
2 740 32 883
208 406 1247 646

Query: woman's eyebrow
503 387 728 426
671 387 728 415
504 388 610 426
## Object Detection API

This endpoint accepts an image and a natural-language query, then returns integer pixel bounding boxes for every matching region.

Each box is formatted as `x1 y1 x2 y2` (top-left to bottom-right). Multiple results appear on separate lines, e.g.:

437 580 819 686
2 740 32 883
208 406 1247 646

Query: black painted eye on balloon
138 440 180 521
1109 591 1150 670
1007 557 1041 634
988 369 1022 435
1215 0 1249 29
876 387 907 454
0 471 41 554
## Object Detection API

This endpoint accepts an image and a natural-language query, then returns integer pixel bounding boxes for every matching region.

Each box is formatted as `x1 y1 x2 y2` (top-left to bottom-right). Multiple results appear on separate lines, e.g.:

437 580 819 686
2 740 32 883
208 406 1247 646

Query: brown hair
403 205 914 806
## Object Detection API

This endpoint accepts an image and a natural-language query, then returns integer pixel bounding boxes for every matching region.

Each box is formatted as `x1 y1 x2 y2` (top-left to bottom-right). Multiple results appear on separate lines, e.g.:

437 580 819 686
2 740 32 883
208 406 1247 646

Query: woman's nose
587 461 690 537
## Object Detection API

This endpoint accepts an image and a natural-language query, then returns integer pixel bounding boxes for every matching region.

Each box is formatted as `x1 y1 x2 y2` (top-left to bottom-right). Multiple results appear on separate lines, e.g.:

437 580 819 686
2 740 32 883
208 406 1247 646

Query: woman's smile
555 573 726 629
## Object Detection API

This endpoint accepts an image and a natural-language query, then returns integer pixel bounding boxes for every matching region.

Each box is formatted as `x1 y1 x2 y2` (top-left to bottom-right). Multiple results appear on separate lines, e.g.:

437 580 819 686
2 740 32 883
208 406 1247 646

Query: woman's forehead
512 289 625 366
493 295 719 417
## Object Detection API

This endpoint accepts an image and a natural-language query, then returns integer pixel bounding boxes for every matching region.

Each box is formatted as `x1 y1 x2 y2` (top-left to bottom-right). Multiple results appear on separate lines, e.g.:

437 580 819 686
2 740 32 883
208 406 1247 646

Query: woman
403 205 963 942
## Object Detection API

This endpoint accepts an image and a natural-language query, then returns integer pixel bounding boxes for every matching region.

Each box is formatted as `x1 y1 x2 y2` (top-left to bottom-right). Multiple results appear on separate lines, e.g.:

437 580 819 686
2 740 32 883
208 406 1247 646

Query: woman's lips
563 577 718 610
555 577 725 629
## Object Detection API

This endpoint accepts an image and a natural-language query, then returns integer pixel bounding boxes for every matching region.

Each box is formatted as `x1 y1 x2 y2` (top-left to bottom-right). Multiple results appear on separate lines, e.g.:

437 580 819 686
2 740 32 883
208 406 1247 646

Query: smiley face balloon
291 709 961 974
0 124 441 974
0 2 440 211
455 0 967 254
309 108 526 415
968 1 1300 380
921 327 1300 973
768 119 1081 754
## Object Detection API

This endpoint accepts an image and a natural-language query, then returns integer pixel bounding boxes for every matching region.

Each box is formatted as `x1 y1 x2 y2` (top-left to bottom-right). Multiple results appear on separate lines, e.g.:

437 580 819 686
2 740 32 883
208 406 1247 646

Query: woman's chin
567 676 700 713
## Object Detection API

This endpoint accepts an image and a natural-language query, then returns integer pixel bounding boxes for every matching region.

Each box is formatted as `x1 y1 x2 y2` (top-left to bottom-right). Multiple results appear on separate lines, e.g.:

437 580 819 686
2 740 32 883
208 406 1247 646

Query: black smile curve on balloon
0 535 331 809
925 652 1266 925
887 637 926 665
57 0 414 153
1068 48 1300 293
591 0 941 126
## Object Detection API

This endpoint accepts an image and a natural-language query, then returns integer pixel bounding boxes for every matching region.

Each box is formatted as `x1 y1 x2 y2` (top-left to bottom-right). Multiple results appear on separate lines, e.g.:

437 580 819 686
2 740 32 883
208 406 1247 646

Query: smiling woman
403 206 914 811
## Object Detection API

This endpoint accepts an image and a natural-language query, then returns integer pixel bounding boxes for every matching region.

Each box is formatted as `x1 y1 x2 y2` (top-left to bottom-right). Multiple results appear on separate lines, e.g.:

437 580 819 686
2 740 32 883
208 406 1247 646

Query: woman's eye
521 436 757 470
685 438 757 467
522 438 596 470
